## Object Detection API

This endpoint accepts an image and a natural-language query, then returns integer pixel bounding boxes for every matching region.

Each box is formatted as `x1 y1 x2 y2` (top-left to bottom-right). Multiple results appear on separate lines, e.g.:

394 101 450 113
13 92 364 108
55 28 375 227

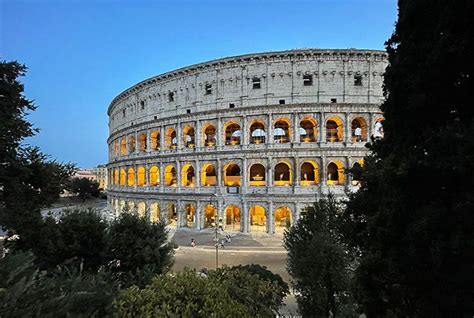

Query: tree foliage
0 60 75 243
114 266 289 317
341 1 474 316
68 177 100 202
284 195 356 317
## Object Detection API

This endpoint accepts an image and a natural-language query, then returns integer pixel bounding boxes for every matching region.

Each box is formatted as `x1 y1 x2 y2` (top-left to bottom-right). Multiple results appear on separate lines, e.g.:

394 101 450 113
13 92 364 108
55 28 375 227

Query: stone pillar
321 156 327 187
268 201 274 234
242 200 248 233
160 126 165 152
176 120 182 150
345 156 351 190
319 112 325 143
267 113 273 144
135 131 139 153
159 161 164 190
196 201 202 230
134 164 138 190
242 157 248 190
146 130 151 152
217 159 222 187
176 160 181 191
241 116 248 146
344 112 350 144
145 163 149 186
195 120 201 148
267 157 273 187
294 157 300 187
293 113 299 143
194 159 200 188
216 117 222 148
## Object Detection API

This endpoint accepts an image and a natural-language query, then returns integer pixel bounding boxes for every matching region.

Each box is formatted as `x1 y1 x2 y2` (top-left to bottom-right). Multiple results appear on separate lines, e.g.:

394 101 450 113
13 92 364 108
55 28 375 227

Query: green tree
0 61 75 245
68 177 100 202
114 267 288 317
284 195 355 317
106 213 174 280
341 1 474 316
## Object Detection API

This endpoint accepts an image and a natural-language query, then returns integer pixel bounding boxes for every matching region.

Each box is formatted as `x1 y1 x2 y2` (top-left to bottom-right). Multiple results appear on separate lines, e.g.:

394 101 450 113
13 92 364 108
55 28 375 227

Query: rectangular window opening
122 109 126 118
140 100 145 110
331 98 337 103
252 77 261 89
168 92 175 102
303 74 313 86
186 109 191 114
354 75 363 86
279 99 286 105
205 83 212 95
229 103 235 108
154 116 158 120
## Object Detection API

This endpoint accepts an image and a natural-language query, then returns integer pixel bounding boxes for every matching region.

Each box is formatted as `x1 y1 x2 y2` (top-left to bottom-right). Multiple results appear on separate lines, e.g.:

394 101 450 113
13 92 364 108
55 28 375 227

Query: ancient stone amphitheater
106 49 387 234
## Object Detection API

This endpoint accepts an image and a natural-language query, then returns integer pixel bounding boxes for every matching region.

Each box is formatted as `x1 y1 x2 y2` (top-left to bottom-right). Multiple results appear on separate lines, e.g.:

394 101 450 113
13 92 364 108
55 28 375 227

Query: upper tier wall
108 49 388 133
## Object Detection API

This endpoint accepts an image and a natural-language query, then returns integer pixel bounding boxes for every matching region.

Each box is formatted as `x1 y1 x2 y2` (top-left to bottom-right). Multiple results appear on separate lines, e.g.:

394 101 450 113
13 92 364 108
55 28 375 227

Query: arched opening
164 165 177 187
326 117 344 142
327 161 345 185
201 164 216 186
121 138 127 156
250 121 266 144
185 203 196 228
224 163 241 186
119 168 126 186
183 126 195 148
128 135 136 152
167 203 177 225
351 161 364 185
127 168 135 186
181 164 195 187
113 169 119 185
275 206 292 232
118 200 125 214
374 118 384 139
204 204 217 228
300 161 319 186
150 203 160 223
249 205 266 232
150 131 160 150
224 122 241 145
137 166 146 186
128 201 135 213
300 118 317 142
274 162 292 186
114 140 119 156
351 117 368 142
166 128 177 149
149 166 159 186
225 205 241 231
274 119 290 143
203 124 216 147
249 163 266 186
139 133 147 152
137 202 146 218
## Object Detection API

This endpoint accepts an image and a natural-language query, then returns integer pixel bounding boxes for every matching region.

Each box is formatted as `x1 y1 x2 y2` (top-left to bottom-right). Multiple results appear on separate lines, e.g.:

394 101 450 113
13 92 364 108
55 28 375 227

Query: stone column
268 201 274 234
135 131 139 153
194 159 200 188
319 112 325 143
145 163 149 186
294 157 300 187
241 115 248 146
195 119 201 148
293 113 299 143
217 158 222 187
216 117 222 148
242 157 248 191
344 112 350 144
196 201 202 230
267 157 273 187
345 156 351 190
242 200 249 233
176 160 181 191
176 121 182 149
160 126 165 151
159 161 164 190
146 130 151 152
267 113 273 144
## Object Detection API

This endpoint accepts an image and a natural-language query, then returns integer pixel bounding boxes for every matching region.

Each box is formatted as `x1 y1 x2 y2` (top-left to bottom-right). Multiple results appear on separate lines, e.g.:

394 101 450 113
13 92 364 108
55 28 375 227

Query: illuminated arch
201 164 216 186
139 133 147 152
183 125 195 148
300 161 319 185
300 117 317 142
225 205 241 230
249 163 266 186
203 204 217 228
351 117 368 142
274 118 291 143
119 168 126 186
224 121 241 145
184 203 196 228
113 169 119 185
128 135 136 152
274 162 292 186
326 116 344 142
114 140 119 156
327 160 345 185
181 164 195 187
137 201 146 218
127 168 135 186
224 163 241 186
149 166 159 186
167 202 177 225
118 199 125 214
164 165 177 187
137 166 145 186
249 205 266 232
274 206 292 231
150 130 160 150
127 201 135 213
249 121 266 144
203 124 216 147
165 128 177 149
121 137 127 156
150 202 160 223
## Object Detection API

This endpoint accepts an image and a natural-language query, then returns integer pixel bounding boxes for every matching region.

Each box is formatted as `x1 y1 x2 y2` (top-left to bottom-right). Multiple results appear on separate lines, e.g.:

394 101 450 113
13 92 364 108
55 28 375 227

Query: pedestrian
191 238 196 247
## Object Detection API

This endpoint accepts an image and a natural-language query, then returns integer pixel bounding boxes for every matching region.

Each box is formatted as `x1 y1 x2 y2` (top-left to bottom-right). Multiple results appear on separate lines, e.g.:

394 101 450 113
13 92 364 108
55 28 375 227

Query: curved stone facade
106 49 387 234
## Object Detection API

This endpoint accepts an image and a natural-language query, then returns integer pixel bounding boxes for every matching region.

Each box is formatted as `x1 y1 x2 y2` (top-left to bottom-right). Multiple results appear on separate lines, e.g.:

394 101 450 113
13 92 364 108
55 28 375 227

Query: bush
114 267 289 317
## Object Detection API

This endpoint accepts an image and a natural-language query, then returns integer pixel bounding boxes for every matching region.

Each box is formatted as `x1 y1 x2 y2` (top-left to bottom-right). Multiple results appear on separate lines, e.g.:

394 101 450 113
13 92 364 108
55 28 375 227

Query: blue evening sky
1 0 397 168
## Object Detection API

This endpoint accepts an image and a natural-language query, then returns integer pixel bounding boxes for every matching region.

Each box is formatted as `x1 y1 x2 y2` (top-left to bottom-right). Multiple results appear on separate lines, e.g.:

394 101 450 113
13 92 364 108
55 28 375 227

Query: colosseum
106 48 387 234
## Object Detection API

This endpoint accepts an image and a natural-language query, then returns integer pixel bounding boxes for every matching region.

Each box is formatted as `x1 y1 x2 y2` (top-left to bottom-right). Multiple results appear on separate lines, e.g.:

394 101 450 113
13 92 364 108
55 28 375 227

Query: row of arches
111 200 294 233
112 117 384 156
111 160 363 187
